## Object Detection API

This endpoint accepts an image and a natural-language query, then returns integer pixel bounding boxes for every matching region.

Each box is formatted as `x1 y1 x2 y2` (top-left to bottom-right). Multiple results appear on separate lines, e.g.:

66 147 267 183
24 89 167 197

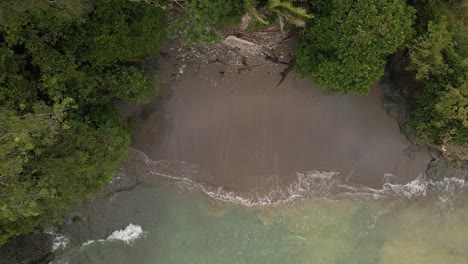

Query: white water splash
44 229 71 252
79 224 146 248
81 239 105 247
52 235 70 252
381 177 429 198
106 223 145 244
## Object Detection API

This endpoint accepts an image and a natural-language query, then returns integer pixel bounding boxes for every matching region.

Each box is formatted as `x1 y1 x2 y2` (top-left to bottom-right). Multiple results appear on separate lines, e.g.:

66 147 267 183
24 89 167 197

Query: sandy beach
122 40 430 194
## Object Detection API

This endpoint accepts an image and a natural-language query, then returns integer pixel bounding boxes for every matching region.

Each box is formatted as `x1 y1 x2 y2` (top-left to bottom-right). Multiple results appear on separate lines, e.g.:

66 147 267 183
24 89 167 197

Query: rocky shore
381 52 468 182
0 233 53 264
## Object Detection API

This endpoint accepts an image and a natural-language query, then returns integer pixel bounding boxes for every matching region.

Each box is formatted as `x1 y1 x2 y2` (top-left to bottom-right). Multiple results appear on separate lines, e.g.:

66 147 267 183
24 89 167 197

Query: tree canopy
295 0 416 94
407 0 468 147
0 0 165 245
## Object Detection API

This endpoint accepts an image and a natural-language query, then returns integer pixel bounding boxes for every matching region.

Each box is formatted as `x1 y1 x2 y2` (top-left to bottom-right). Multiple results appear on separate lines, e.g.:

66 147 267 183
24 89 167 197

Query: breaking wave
44 229 71 252
126 149 467 207
80 223 145 248
106 223 145 244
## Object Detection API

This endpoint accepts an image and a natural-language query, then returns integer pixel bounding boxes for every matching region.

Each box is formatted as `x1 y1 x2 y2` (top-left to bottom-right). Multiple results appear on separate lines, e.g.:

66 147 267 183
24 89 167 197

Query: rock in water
0 232 54 264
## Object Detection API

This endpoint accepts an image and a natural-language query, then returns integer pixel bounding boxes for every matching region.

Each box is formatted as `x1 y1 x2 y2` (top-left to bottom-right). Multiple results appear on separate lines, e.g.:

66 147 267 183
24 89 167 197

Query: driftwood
224 35 256 46
277 58 295 87
208 58 226 65
238 65 260 74
262 51 290 65
280 34 298 44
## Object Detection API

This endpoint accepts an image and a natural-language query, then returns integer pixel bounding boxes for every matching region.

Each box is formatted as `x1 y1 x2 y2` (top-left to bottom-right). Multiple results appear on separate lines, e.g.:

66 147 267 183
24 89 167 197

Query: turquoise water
52 170 468 264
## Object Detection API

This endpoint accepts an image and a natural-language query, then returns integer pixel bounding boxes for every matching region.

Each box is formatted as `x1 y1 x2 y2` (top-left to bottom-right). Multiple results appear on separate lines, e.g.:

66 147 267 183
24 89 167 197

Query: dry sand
122 40 430 193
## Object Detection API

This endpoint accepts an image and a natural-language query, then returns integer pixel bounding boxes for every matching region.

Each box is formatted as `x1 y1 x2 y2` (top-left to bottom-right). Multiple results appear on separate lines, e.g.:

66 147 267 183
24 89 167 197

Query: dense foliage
407 0 468 147
0 0 165 245
168 0 245 44
295 0 416 94
245 0 312 27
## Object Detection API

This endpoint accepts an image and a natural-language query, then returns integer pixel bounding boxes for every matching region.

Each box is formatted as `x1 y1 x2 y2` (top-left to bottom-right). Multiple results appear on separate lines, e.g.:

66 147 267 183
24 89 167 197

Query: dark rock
0 232 53 264
380 51 424 144
426 157 468 181
426 158 449 181
72 215 82 224
381 52 468 180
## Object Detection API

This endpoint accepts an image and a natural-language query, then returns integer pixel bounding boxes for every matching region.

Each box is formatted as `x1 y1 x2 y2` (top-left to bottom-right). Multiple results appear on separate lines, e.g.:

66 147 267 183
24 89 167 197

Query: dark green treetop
295 0 416 94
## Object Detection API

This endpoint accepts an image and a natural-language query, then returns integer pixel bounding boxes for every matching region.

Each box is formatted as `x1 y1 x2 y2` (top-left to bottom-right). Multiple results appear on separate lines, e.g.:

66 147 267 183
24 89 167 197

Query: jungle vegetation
0 0 165 245
0 0 466 245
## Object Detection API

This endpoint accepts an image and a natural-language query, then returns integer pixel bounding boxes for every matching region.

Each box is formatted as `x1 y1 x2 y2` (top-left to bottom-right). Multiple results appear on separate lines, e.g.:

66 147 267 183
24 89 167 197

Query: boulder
0 232 53 264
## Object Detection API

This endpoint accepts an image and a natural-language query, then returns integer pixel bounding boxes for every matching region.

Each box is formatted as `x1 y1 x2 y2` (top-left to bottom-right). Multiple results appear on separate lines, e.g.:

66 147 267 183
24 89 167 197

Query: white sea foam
106 223 145 244
82 240 95 246
52 234 70 252
81 239 105 247
44 229 71 252
165 167 465 207
78 224 145 249
129 148 467 207
380 176 429 198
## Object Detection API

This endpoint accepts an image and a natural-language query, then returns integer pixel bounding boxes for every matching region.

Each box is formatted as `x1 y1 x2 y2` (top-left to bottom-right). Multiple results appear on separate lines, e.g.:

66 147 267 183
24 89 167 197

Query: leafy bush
410 79 468 147
407 17 454 80
168 0 245 44
295 0 416 94
407 1 468 148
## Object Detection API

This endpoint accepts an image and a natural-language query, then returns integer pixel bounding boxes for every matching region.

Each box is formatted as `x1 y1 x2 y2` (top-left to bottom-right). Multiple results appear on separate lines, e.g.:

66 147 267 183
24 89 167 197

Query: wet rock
426 158 450 181
380 53 423 144
380 93 417 143
72 215 82 224
426 157 468 181
381 52 468 180
0 232 54 264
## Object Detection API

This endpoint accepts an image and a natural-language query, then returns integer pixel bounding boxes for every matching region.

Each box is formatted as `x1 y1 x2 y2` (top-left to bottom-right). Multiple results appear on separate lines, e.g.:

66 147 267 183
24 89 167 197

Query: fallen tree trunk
277 58 295 87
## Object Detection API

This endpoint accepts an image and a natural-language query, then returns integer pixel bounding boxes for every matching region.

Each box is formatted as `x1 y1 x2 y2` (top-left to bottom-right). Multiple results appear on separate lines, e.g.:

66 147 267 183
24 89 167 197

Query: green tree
295 0 416 94
407 0 468 148
0 0 165 245
168 0 245 44
410 74 468 147
407 17 454 80
245 0 312 27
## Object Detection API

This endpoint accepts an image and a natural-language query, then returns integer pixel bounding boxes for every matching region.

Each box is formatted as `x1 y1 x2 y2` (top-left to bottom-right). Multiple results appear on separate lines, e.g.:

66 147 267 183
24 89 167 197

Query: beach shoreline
121 40 431 194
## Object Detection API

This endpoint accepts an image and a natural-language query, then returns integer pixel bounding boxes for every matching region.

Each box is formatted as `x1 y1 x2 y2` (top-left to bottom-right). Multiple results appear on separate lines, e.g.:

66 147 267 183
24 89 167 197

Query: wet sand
122 42 430 193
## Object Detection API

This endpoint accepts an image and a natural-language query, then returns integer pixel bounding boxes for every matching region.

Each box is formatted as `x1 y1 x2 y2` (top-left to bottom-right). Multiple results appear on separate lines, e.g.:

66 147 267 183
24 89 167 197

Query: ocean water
52 152 468 264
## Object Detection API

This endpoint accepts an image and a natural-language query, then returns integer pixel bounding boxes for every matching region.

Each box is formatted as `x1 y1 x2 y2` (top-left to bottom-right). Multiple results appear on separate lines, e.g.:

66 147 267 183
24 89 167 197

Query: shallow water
52 153 468 264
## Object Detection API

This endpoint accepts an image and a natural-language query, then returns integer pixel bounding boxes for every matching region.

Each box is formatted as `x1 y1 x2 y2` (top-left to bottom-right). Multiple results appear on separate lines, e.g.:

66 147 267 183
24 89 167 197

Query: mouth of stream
50 149 468 264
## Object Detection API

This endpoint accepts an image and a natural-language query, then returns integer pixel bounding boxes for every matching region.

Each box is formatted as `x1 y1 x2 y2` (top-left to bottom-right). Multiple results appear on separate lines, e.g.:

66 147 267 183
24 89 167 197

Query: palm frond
245 0 269 25
268 0 313 26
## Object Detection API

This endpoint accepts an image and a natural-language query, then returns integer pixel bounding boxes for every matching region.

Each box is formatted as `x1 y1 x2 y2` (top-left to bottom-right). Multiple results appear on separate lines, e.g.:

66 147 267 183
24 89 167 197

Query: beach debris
277 58 295 87
262 51 290 65
208 58 226 65
167 30 289 75
280 34 298 44
223 35 262 55
238 65 260 74
224 35 256 46
241 56 248 66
